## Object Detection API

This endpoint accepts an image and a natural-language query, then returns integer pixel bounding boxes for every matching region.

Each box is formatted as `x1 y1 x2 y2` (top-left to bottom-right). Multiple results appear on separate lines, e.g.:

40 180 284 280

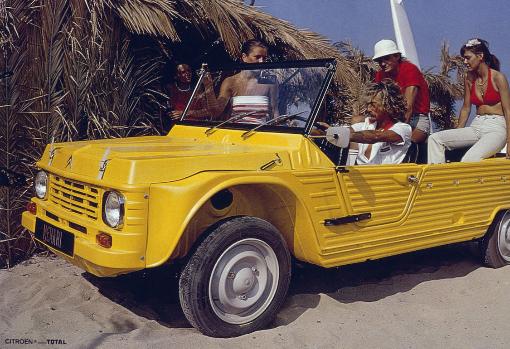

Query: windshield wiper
241 110 308 139
204 110 259 135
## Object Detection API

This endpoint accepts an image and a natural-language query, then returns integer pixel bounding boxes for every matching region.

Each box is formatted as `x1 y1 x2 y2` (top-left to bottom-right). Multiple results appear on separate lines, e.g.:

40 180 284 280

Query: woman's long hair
460 38 500 71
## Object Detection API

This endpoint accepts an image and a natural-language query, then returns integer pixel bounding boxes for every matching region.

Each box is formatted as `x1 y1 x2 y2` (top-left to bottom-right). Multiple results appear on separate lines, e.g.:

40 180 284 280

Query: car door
302 162 424 267
336 163 422 227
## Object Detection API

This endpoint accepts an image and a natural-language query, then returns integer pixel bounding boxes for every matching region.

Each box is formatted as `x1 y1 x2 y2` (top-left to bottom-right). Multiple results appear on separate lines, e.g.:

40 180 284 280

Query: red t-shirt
375 60 430 114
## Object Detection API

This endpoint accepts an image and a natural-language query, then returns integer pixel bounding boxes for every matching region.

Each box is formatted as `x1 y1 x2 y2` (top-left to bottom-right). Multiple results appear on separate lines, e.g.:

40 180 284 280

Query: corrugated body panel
314 161 510 267
339 165 421 225
290 138 336 170
293 169 347 225
410 162 510 227
124 192 148 229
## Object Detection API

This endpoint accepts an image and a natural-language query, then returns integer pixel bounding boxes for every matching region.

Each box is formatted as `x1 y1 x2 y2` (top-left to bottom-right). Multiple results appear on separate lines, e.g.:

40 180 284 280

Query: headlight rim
102 190 125 229
34 170 48 200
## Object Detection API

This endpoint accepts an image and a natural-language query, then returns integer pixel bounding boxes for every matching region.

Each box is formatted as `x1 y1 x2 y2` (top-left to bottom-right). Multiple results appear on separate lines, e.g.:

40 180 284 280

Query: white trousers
428 115 507 163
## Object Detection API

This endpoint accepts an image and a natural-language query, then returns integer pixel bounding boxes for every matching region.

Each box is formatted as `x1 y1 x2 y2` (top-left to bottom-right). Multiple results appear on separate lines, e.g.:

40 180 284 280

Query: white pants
428 115 507 163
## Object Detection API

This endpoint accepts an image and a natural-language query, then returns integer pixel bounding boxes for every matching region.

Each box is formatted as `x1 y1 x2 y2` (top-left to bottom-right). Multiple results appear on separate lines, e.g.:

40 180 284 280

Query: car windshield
178 60 334 134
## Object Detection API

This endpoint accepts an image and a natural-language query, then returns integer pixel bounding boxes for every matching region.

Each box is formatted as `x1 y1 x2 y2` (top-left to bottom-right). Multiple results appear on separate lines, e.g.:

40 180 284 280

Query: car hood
37 130 297 185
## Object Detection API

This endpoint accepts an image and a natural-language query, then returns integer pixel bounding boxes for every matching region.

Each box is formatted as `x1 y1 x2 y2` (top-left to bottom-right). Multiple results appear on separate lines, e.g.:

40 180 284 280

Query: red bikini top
470 69 501 106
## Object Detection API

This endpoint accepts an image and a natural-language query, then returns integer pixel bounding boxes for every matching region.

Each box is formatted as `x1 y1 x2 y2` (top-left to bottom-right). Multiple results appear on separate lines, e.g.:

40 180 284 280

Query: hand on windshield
203 72 214 90
309 122 330 136
170 110 183 119
288 119 299 127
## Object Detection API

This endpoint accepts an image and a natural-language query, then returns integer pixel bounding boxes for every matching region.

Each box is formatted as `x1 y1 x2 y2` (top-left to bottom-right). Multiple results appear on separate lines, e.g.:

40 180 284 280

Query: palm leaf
0 0 39 268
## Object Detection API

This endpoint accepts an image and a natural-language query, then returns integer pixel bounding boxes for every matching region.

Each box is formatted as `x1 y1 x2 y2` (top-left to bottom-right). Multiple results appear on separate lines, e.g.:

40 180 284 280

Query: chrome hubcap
497 212 510 262
209 238 279 324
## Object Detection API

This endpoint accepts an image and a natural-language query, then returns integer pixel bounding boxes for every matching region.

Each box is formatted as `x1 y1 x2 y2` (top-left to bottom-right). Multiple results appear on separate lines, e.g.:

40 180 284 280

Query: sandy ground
1 242 510 349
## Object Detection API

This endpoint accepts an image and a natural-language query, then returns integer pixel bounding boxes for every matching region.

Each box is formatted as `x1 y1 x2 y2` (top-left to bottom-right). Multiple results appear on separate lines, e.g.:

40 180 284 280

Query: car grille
49 175 101 220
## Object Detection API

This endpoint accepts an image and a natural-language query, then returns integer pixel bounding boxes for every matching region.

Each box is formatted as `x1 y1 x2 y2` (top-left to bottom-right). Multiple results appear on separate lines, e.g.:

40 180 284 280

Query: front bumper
22 209 146 277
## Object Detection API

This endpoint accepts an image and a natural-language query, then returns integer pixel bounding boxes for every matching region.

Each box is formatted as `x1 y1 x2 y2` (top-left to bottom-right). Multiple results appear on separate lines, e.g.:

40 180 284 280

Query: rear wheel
480 210 510 268
178 216 291 337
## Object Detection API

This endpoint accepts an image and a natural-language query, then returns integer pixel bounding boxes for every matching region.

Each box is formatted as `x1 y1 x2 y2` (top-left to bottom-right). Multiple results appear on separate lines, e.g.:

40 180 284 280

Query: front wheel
178 216 291 337
480 210 510 268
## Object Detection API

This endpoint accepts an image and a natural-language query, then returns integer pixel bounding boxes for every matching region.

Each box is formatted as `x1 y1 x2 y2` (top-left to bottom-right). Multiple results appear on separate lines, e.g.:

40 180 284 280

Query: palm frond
0 0 39 268
107 0 181 39
100 0 356 85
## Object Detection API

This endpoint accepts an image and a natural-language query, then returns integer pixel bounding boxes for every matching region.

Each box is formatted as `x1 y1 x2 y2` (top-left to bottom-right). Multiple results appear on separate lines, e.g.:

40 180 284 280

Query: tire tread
178 216 291 337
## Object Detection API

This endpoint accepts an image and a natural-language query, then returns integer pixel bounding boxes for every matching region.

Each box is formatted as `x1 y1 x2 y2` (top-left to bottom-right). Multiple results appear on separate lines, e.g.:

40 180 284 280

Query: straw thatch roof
94 0 354 82
108 1 337 56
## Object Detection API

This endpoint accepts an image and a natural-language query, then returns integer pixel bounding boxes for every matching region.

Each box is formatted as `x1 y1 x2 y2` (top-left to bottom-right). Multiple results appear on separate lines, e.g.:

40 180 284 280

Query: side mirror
326 126 351 148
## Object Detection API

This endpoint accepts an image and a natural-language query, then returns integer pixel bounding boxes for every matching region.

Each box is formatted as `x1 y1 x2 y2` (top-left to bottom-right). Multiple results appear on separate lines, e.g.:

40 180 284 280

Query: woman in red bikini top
470 68 501 107
459 38 510 158
428 39 510 163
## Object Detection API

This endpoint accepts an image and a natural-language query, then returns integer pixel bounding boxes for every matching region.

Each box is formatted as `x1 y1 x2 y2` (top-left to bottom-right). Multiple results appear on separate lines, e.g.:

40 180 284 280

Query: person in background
164 63 209 122
372 39 430 145
325 79 412 165
164 63 193 120
207 39 279 122
428 38 510 163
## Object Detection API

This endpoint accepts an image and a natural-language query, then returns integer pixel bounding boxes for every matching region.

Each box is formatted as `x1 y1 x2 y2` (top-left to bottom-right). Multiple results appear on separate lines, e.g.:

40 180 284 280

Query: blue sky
256 0 510 77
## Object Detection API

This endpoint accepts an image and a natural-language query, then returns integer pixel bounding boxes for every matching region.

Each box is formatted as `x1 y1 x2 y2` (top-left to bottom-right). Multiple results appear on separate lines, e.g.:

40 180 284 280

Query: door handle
407 175 419 184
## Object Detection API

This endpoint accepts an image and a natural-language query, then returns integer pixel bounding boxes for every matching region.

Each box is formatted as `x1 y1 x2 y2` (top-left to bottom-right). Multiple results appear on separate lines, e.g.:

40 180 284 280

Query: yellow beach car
22 59 510 337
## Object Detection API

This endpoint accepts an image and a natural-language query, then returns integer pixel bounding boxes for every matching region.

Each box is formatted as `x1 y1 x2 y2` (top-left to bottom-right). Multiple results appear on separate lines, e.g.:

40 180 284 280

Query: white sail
390 0 420 69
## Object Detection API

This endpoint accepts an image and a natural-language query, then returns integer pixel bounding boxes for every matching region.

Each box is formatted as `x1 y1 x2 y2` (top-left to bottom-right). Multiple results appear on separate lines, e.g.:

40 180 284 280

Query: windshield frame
176 58 337 136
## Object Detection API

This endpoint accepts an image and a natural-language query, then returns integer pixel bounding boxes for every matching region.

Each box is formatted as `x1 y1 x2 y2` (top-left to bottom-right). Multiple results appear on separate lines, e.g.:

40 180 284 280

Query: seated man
326 79 412 165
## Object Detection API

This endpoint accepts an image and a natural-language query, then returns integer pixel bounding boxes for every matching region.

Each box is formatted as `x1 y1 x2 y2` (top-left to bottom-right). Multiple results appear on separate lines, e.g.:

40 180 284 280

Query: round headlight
103 191 125 228
34 171 48 199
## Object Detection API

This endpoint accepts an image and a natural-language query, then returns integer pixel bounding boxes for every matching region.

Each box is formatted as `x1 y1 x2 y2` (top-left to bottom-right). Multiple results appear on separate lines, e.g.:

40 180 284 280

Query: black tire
178 216 291 337
480 210 510 268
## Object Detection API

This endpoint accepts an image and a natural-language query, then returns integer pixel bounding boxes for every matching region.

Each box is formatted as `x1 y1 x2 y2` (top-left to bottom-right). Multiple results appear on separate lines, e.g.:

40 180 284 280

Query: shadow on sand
84 265 191 329
85 241 483 330
274 241 482 327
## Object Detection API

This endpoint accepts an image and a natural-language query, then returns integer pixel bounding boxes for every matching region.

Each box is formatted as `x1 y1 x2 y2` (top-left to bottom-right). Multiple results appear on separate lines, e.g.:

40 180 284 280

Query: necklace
476 77 487 98
175 82 191 92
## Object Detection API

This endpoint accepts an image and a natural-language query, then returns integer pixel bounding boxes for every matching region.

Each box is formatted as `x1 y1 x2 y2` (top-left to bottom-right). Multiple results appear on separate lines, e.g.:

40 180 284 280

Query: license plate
35 219 75 256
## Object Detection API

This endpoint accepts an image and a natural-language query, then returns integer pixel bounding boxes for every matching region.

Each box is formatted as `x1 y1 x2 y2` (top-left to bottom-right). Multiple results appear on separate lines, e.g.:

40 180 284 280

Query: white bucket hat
373 39 401 60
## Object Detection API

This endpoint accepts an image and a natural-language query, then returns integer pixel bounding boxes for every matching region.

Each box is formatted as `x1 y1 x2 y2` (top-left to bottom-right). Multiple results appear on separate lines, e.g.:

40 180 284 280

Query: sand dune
1 243 509 349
